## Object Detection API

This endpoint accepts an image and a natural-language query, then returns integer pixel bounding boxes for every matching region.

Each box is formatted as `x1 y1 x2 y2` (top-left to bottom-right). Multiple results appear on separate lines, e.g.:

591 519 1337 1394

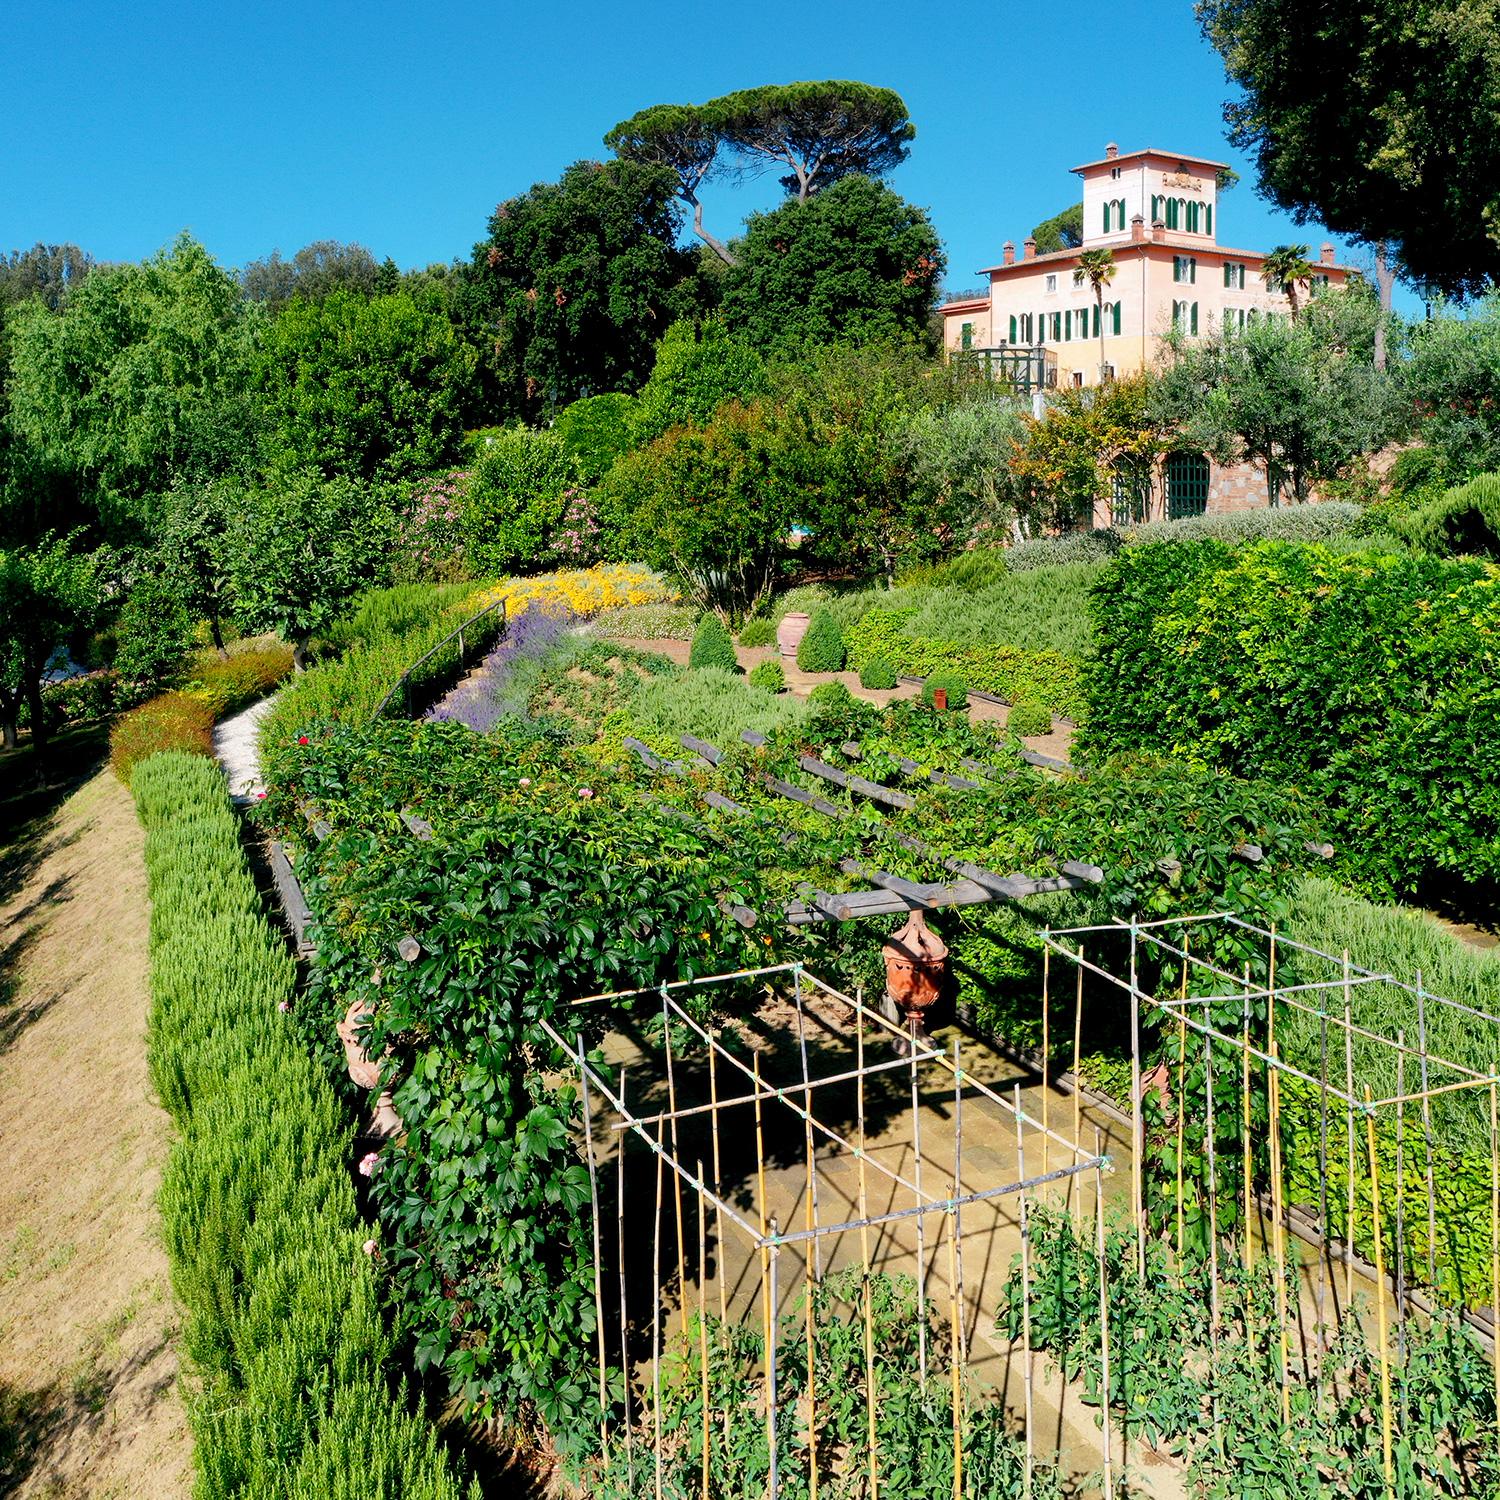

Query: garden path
603 635 1079 764
212 691 278 803
0 755 191 1498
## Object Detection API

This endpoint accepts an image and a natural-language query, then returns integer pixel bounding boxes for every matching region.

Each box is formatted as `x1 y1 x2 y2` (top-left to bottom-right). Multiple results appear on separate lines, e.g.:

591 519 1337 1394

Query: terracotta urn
883 910 949 1042
777 611 811 659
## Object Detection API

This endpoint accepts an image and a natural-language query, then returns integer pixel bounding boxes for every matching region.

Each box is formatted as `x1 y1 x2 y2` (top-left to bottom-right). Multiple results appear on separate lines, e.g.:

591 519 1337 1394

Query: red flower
297 735 309 745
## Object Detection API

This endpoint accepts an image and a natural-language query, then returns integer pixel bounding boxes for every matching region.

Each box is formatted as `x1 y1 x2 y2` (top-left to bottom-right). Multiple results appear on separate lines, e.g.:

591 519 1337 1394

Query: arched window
1008 314 1017 343
1112 461 1151 526
1166 452 1210 519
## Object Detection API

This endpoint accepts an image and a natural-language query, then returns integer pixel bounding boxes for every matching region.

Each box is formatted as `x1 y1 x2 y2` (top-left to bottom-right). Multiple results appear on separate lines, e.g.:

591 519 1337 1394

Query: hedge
133 753 476 1500
1081 539 1500 896
845 609 1085 720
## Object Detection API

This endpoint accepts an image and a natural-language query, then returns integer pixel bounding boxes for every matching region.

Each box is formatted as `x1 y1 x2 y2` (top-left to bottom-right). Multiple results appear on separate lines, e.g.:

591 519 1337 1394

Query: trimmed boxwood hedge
845 610 1084 721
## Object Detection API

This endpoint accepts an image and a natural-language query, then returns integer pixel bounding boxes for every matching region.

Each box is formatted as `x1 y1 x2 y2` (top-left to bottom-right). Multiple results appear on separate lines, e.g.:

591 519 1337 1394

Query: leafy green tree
552 392 640 483
4 235 256 536
226 474 392 667
1404 295 1500 479
464 427 580 576
1259 244 1314 320
114 573 195 695
255 287 475 483
0 534 106 751
460 159 704 421
906 395 1029 546
1031 203 1084 253
1152 285 1403 503
714 81 915 201
604 104 734 265
719 177 943 359
240 240 383 310
152 479 239 653
1198 0 1500 297
631 318 767 445
612 401 796 618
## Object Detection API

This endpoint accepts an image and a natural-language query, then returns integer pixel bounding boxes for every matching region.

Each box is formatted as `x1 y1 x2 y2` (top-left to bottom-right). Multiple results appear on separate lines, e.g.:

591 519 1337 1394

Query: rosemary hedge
133 752 475 1500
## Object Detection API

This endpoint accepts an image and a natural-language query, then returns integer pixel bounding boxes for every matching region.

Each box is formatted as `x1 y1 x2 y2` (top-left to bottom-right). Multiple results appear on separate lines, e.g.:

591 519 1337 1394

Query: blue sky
2 0 1386 295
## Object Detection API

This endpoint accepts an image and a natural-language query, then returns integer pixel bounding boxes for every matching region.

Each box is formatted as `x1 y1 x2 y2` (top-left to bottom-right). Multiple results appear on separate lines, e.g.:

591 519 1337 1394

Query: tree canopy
1198 0 1500 296
240 240 394 309
718 176 943 359
461 159 703 419
1030 203 1084 254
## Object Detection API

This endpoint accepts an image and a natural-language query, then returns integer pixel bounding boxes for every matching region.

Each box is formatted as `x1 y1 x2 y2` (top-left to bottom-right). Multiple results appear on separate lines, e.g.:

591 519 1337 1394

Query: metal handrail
369 598 507 721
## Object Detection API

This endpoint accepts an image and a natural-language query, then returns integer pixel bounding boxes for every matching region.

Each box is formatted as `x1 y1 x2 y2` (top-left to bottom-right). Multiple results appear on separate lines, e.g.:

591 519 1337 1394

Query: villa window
1045 273 1058 293
1172 300 1200 335
1186 201 1200 233
1223 261 1245 290
1205 204 1213 236
1112 462 1151 526
1166 452 1210 519
1110 165 1122 180
1173 255 1197 284
1051 311 1062 341
1065 309 1072 340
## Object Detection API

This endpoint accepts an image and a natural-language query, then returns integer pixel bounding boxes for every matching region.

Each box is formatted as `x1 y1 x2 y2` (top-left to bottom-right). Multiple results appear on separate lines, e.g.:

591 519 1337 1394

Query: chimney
1002 240 1015 267
1022 236 1036 261
1105 141 1119 160
1131 214 1145 244
1320 241 1335 266
1151 220 1166 243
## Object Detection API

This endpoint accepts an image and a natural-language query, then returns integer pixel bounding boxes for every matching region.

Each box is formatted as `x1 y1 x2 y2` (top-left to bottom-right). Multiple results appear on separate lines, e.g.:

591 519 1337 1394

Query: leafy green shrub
807 680 855 712
182 642 295 717
688 613 738 672
899 548 1009 590
109 692 215 781
1397 471 1500 558
796 607 846 672
325 581 482 656
132 753 476 1500
737 615 776 648
1007 699 1052 736
465 427 580 575
921 671 967 710
630 318 767 447
858 657 897 690
553 392 639 483
115 574 195 694
42 669 123 726
747 658 784 693
631 666 803 744
1006 530 1123 570
1123 501 1369 548
1082 539 1500 895
845 611 1083 720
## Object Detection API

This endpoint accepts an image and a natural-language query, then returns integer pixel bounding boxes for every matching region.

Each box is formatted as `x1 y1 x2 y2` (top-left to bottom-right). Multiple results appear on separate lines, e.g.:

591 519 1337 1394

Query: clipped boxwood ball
807 680 854 712
796 607 846 673
858 657 898 691
738 615 776 648
1007 698 1053 736
748 659 785 694
689 613 738 672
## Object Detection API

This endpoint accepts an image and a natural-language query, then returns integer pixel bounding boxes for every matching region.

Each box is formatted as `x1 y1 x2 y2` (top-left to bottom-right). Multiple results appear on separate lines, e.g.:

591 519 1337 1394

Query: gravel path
212 693 279 803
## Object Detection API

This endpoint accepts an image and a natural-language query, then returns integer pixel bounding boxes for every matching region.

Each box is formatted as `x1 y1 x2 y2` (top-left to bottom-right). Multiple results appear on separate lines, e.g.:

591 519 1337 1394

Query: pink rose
358 1151 381 1177
578 787 593 799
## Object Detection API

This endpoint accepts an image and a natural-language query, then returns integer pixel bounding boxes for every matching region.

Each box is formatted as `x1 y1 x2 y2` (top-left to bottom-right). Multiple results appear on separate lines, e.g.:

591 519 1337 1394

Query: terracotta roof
937 295 990 312
975 238 1350 277
1070 146 1230 174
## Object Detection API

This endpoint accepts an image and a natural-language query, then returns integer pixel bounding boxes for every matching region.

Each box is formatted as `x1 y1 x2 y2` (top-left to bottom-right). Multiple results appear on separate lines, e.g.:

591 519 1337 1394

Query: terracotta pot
337 997 382 1091
883 910 949 1040
777 611 811 659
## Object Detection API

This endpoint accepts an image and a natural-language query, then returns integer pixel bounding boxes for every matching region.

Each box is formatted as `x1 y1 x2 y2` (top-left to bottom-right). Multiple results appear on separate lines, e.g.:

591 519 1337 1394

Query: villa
941 143 1351 391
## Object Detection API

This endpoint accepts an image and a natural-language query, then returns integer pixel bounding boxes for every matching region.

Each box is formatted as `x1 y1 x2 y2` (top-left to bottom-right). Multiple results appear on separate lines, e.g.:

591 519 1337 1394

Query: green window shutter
1190 257 1196 284
1112 301 1122 335
1223 262 1231 288
1205 204 1213 237
1190 301 1199 335
1093 304 1100 337
1053 312 1062 340
1065 309 1072 340
1009 314 1017 342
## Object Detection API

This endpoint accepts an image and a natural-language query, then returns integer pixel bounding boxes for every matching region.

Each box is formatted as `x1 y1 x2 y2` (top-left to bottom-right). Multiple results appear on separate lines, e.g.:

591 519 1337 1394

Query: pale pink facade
942 143 1350 388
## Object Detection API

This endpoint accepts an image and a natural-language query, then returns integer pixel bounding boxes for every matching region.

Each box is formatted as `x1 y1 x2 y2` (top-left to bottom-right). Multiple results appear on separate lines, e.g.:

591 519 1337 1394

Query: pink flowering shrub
393 469 472 582
552 487 603 565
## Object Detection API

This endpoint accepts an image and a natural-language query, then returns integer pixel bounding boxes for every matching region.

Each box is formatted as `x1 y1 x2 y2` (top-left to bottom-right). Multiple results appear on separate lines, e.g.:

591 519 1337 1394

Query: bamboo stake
1316 1011 1331 1390
652 1120 666 1500
949 1209 963 1500
910 1025 928 1385
768 1217 781 1500
1129 921 1145 1277
1094 1135 1114 1496
1204 1032 1223 1457
663 994 687 1308
1416 976 1436 1290
1344 958 1356 1308
1268 1041 1290 1425
754 1052 770 1371
953 1038 967 1361
1241 988 1257 1362
857 1008 879 1500
708 1037 730 1452
1491 1073 1499 1473
577 1039 610 1464
1014 1086 1036 1498
617 1068 635 1489
794 970 822 1281
1042 943 1051 1184
697 1158 711 1500
1070 945 1085 1213
1394 1033 1408 1367
805 1186 818 1500
1175 939 1189 1261
1364 1087 1395 1493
